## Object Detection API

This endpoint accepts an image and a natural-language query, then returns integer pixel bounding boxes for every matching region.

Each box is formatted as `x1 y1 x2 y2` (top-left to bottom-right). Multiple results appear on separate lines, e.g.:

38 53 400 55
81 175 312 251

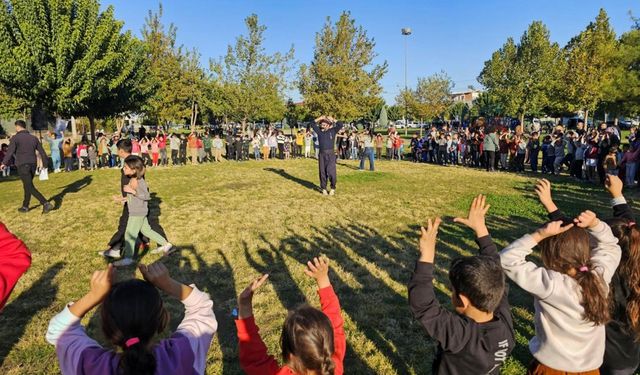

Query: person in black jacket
408 195 515 374
310 116 343 196
535 177 640 375
1 120 53 213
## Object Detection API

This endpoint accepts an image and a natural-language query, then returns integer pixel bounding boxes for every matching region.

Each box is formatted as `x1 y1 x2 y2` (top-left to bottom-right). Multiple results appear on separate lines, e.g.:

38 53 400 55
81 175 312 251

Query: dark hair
449 255 505 313
14 120 26 128
281 304 335 375
605 218 640 340
124 155 145 178
101 280 169 375
539 226 610 325
117 139 132 154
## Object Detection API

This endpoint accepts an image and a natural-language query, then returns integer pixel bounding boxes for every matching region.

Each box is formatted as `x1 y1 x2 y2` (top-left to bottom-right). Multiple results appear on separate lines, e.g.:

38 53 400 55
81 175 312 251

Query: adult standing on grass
1 120 53 213
310 115 343 195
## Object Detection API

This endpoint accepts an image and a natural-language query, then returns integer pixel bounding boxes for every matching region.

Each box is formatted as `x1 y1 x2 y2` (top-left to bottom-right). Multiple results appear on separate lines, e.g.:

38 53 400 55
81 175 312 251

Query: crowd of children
12 173 630 374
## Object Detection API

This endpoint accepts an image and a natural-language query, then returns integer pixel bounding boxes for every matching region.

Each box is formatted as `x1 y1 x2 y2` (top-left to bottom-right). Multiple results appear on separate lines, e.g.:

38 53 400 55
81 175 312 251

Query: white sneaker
113 258 135 267
150 243 174 255
329 189 335 196
322 189 328 195
98 248 121 258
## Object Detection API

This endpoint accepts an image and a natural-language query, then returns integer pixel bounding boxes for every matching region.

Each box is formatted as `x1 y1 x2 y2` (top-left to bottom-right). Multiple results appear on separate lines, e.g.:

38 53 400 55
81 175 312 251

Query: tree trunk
242 118 247 134
584 110 589 129
71 116 78 140
519 113 525 130
89 116 96 143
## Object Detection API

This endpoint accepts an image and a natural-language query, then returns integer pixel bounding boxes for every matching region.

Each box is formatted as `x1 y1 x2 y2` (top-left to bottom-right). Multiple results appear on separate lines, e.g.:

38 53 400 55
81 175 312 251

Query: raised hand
139 261 171 289
532 220 574 243
419 217 442 263
535 179 558 213
454 194 490 237
238 274 269 319
314 115 327 124
605 174 623 198
574 210 600 229
89 264 115 302
304 257 330 289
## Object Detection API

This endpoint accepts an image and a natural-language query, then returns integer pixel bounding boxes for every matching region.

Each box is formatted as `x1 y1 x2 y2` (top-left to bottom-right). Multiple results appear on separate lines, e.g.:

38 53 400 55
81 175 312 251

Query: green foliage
386 105 403 121
378 105 388 128
0 0 153 136
603 22 640 116
448 101 470 122
285 99 310 127
563 9 618 123
299 12 387 121
474 92 505 118
478 22 564 122
210 14 294 126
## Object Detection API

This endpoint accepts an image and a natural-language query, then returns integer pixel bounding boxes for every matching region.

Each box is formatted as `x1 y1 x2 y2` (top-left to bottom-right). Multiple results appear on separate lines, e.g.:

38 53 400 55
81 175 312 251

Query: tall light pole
401 27 411 136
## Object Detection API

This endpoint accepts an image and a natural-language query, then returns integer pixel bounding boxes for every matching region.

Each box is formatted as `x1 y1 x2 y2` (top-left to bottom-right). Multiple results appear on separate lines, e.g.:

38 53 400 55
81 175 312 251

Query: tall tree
211 14 294 129
299 12 387 121
603 19 640 117
473 92 505 118
478 38 518 117
0 0 152 139
563 9 617 125
410 72 454 122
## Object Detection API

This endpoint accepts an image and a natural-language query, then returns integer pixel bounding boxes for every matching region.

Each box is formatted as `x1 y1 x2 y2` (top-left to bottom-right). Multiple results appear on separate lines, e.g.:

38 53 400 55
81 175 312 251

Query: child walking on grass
408 195 515 374
235 256 346 375
114 156 173 267
46 261 217 375
500 206 621 374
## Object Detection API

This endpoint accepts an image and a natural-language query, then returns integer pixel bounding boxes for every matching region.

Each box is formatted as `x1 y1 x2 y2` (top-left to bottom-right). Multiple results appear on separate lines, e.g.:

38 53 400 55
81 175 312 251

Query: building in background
451 89 482 107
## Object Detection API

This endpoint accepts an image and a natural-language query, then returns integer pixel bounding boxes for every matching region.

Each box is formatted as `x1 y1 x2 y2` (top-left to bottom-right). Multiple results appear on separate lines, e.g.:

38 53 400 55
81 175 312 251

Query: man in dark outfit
310 115 343 196
99 138 167 258
1 120 53 213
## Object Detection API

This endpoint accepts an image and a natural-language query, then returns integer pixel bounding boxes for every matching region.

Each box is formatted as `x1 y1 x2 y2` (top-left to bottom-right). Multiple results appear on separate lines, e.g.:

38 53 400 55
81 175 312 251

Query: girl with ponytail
236 257 346 375
46 261 217 375
536 176 640 374
500 210 621 374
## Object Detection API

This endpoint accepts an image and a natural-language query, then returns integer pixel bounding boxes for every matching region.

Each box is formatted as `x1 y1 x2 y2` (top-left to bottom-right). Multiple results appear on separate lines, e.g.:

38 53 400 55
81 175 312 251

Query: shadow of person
147 192 166 238
0 261 65 366
336 161 360 171
263 168 318 192
49 175 93 210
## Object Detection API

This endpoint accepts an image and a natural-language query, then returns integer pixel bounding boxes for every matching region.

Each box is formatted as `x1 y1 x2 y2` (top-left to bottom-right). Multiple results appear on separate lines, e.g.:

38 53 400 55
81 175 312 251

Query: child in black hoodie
408 195 515 375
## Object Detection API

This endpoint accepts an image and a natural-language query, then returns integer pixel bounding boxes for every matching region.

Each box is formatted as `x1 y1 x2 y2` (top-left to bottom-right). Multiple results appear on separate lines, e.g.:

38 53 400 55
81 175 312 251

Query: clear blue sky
102 0 639 104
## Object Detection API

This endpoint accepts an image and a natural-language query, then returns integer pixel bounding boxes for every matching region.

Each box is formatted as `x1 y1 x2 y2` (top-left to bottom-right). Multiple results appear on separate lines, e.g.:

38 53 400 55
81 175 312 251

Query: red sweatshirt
0 223 32 311
236 286 346 375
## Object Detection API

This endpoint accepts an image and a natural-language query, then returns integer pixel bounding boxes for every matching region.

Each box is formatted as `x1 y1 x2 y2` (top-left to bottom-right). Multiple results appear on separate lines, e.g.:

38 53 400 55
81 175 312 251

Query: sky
102 0 639 104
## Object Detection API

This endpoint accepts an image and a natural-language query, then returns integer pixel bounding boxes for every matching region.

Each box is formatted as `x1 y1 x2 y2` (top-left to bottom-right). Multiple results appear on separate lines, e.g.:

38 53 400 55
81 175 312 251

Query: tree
0 0 153 140
478 22 564 125
473 92 505 118
411 72 454 122
386 105 402 122
563 9 618 125
378 105 388 128
299 12 387 121
142 4 205 126
211 14 294 129
448 101 470 123
603 19 640 117
284 99 310 128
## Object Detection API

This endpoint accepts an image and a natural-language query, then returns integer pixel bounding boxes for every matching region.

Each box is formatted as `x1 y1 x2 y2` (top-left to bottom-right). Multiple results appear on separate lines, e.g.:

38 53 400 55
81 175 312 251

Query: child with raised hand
500 208 621 374
408 195 515 374
535 176 640 375
46 261 217 375
235 257 346 375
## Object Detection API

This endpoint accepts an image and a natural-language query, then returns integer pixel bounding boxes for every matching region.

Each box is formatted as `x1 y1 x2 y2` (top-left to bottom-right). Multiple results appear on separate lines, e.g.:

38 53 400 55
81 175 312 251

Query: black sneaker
42 202 53 214
17 207 29 213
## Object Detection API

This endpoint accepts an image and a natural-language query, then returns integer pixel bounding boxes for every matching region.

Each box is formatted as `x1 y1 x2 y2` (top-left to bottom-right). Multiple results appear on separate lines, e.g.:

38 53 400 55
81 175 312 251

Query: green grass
0 158 634 374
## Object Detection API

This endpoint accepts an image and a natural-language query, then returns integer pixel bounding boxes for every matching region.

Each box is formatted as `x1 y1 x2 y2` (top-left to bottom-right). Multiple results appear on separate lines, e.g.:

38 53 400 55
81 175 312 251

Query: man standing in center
310 115 343 196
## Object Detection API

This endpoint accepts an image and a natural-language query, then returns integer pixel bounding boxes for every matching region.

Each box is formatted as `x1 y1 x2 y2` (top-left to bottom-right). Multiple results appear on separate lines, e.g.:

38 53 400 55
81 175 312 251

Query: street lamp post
401 27 411 136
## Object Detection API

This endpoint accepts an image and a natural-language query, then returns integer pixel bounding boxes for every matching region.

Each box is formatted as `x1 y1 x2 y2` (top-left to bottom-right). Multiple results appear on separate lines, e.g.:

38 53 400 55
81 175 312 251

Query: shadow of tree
50 175 92 210
0 262 65 366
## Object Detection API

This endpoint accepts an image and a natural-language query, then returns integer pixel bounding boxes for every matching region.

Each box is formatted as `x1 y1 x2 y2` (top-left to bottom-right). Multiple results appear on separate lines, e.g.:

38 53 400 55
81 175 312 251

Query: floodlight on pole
401 28 412 135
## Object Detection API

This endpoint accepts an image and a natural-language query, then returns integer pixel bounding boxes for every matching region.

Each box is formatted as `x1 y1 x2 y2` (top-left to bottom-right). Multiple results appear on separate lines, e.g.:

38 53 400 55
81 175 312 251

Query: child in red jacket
235 257 346 375
0 222 32 311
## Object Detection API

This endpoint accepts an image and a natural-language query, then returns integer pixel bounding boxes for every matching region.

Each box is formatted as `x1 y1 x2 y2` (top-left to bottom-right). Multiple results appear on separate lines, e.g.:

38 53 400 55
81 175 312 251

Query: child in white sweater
500 211 621 374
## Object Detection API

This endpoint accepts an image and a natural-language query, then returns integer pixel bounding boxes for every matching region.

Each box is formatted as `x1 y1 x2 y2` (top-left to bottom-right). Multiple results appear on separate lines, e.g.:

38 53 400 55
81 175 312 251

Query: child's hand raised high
535 179 558 213
89 264 114 302
419 218 442 264
574 210 600 230
605 174 623 198
139 261 194 301
238 274 269 319
304 257 331 289
532 220 574 243
454 194 490 238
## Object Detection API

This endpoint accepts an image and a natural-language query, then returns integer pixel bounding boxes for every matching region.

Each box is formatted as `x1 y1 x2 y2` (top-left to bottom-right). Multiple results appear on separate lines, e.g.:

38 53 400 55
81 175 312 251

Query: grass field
0 158 634 374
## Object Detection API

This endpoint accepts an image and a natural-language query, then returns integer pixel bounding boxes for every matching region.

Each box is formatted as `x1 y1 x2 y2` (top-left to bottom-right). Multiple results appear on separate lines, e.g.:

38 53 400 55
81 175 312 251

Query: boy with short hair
408 195 514 374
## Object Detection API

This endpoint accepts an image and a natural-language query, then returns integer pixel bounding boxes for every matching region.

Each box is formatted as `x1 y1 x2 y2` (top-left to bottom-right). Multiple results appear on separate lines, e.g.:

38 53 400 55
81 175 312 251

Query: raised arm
605 175 635 221
535 179 571 223
0 223 32 311
453 194 497 257
408 218 471 353
575 211 622 284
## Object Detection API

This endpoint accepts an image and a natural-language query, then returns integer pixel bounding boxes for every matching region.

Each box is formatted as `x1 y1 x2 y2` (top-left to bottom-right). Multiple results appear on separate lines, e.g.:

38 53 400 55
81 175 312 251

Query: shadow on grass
50 175 92 210
264 168 317 192
0 261 65 366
